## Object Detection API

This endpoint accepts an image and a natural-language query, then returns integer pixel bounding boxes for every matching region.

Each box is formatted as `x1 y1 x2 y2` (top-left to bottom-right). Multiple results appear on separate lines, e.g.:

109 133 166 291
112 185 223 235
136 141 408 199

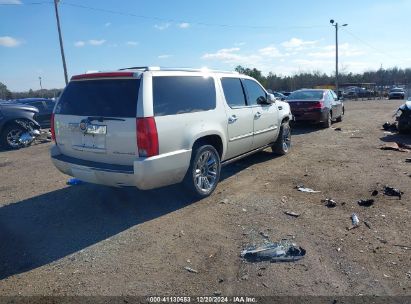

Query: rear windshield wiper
86 116 126 122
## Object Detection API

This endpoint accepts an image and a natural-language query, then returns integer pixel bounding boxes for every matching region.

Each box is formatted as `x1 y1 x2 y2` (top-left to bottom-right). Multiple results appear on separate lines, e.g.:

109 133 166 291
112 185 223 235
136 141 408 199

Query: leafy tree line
0 83 61 100
235 66 411 91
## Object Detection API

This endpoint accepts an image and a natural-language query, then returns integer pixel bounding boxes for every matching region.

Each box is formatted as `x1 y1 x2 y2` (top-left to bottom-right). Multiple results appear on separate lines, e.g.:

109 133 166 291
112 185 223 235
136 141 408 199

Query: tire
321 112 332 128
0 123 25 150
184 144 221 198
336 109 344 122
272 121 291 155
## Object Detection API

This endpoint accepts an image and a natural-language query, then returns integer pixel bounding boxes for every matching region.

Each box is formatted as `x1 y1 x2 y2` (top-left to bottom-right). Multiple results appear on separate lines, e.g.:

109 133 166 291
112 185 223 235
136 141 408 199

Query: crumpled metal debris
284 211 300 217
323 198 337 208
384 186 403 200
382 122 397 131
351 213 360 227
241 240 306 263
380 142 411 152
184 266 198 273
296 185 321 193
357 199 375 207
67 178 84 185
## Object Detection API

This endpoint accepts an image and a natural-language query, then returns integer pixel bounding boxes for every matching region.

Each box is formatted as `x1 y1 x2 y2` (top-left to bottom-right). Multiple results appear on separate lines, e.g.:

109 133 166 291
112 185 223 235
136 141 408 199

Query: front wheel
184 145 221 198
321 112 332 128
272 122 291 155
0 124 25 150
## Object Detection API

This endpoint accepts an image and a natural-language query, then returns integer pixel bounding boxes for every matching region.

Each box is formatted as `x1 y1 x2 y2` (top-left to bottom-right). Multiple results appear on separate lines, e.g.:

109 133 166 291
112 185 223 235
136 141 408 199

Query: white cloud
308 43 365 58
0 0 22 4
178 22 190 29
154 23 171 30
234 42 246 46
0 36 22 47
158 54 171 59
258 45 284 58
126 41 138 46
281 38 318 50
74 41 85 47
105 22 111 27
88 39 106 46
202 47 262 67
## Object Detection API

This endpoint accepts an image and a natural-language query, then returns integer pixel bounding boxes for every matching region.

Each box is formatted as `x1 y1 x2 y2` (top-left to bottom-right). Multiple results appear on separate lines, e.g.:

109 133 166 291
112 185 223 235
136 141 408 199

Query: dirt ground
0 99 410 297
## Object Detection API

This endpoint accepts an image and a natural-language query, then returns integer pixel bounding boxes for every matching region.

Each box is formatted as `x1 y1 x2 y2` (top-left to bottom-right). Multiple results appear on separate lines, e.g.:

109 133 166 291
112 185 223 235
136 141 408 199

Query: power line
1 0 327 31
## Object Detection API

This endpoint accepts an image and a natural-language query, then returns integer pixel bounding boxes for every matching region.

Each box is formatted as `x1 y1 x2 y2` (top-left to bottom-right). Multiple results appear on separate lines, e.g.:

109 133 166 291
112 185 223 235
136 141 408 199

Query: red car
287 89 344 128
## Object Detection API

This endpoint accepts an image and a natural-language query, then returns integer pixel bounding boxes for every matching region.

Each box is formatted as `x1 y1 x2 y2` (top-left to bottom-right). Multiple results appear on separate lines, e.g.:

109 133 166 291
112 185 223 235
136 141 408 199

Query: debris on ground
347 213 360 230
405 158 411 163
259 231 269 239
241 240 306 263
184 266 198 274
219 198 228 204
296 185 321 193
351 213 360 226
383 186 403 199
357 199 375 207
379 142 411 152
371 190 379 196
334 127 342 131
323 198 337 208
350 136 364 139
66 178 84 185
284 211 300 218
364 221 372 229
382 122 397 132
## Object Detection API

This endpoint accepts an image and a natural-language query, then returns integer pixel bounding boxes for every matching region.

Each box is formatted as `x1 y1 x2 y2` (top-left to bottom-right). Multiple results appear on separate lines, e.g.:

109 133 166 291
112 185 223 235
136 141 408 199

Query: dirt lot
0 100 410 296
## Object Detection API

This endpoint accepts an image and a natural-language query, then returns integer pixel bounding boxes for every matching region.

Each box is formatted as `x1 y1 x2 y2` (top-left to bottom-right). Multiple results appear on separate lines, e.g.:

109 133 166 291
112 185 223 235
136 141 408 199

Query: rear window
288 90 324 101
55 79 140 117
153 76 216 116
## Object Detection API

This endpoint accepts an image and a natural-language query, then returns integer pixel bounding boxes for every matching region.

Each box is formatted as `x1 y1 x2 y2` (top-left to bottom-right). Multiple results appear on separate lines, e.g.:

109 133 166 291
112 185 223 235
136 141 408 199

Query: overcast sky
1 0 411 91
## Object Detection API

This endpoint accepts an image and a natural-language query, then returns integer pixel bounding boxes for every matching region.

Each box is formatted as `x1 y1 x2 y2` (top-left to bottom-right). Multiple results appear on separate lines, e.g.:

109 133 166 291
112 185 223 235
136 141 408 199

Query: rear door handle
228 115 238 123
278 106 283 110
254 112 262 118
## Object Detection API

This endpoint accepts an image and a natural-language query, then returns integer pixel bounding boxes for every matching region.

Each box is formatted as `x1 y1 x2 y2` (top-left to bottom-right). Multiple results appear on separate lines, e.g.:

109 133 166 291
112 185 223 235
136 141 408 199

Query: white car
50 67 292 197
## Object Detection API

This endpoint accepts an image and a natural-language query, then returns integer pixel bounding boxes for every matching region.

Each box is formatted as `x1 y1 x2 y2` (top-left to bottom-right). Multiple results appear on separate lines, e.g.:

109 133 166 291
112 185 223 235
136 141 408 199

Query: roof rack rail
118 66 239 74
119 66 160 71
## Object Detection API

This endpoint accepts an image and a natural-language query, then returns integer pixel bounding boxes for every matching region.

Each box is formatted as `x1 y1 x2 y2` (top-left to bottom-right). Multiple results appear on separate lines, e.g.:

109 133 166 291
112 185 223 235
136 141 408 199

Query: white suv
50 67 292 197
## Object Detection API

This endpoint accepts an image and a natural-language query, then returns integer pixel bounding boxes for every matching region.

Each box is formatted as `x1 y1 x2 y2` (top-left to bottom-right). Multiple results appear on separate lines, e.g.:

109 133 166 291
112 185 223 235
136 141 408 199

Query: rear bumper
291 109 328 123
50 145 192 190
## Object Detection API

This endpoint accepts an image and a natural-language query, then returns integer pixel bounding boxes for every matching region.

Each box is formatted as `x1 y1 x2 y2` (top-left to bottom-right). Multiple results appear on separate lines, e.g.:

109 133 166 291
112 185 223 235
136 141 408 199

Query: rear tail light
51 113 56 141
136 117 159 157
311 101 324 109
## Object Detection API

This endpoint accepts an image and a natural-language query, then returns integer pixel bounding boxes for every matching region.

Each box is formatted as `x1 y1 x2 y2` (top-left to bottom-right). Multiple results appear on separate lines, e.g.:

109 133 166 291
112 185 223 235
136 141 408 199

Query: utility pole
330 20 347 98
39 76 43 90
54 0 68 85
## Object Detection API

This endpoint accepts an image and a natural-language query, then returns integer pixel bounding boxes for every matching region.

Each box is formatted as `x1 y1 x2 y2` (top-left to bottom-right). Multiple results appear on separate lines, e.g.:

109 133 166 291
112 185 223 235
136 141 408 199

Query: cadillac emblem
79 121 87 132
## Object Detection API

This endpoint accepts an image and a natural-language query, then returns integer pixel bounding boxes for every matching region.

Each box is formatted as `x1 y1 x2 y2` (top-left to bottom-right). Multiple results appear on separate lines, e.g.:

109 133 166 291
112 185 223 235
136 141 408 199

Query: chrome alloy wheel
194 150 218 193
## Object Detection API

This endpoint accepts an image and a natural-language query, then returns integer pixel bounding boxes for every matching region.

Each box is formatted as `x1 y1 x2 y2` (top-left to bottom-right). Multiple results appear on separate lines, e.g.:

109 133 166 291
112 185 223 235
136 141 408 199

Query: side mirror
267 93 276 104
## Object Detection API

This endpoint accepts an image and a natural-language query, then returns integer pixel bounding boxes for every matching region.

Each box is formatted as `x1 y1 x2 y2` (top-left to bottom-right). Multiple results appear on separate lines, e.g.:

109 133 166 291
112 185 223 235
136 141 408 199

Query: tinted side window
153 76 216 116
243 79 267 105
31 101 45 111
46 100 55 110
56 79 140 117
221 78 246 107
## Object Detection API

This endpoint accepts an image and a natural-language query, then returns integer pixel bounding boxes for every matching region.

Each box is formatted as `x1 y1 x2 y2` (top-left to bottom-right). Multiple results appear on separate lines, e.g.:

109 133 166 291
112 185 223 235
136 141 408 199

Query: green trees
0 82 12 100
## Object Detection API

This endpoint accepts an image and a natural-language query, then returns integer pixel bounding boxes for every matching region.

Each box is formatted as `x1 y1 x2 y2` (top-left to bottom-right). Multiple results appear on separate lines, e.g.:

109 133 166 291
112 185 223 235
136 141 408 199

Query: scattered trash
383 186 403 200
351 213 359 226
262 282 269 288
364 221 372 229
296 185 321 193
213 291 222 296
240 240 306 263
259 231 269 239
382 122 397 132
241 274 249 281
242 208 247 212
357 199 375 207
66 178 83 185
184 266 198 274
371 190 379 196
379 142 411 152
281 196 287 203
219 198 228 204
334 127 342 131
405 158 411 163
323 198 337 208
337 247 341 252
284 211 300 218
350 136 364 139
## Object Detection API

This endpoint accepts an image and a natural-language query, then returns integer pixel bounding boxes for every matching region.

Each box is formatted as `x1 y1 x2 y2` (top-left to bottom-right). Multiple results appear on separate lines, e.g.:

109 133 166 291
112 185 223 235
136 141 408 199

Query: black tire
272 121 291 155
336 109 344 122
321 112 332 128
0 123 25 150
184 144 221 198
